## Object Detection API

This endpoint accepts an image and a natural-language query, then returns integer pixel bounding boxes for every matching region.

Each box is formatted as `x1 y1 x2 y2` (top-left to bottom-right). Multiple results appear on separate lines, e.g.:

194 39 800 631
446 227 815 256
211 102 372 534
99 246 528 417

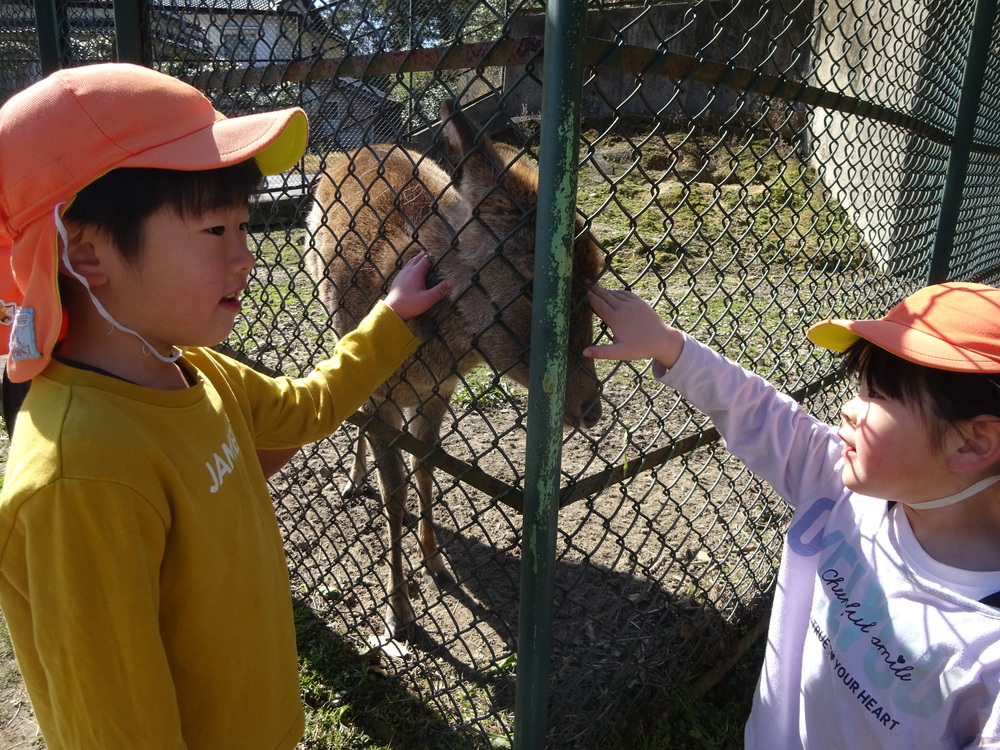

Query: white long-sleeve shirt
657 335 1000 749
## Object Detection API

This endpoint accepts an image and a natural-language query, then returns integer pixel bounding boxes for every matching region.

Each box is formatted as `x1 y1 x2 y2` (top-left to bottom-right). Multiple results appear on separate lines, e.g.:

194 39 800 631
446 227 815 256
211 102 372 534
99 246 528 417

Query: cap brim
119 107 308 176
807 318 1000 371
807 320 860 353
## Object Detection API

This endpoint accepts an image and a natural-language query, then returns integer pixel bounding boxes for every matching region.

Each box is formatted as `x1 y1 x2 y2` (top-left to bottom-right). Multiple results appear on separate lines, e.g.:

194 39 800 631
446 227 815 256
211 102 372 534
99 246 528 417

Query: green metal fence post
927 0 998 284
512 0 588 746
113 0 147 66
33 0 68 75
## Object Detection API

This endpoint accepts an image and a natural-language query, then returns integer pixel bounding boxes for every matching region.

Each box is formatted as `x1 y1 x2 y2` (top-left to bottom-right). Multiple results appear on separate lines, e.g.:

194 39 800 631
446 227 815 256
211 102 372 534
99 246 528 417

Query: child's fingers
392 253 434 289
588 284 621 308
398 252 430 279
586 290 612 318
428 278 453 302
583 343 611 359
590 284 641 311
583 342 634 361
588 288 640 328
587 288 623 321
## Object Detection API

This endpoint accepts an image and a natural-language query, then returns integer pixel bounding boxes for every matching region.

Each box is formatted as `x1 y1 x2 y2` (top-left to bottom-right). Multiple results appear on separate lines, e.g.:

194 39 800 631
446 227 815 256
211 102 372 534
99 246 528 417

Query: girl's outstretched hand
383 252 453 321
583 283 684 369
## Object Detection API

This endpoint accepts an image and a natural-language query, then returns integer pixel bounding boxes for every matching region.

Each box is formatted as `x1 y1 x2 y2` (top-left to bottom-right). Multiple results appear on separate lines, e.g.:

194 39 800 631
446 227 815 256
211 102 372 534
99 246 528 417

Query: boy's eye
206 223 249 235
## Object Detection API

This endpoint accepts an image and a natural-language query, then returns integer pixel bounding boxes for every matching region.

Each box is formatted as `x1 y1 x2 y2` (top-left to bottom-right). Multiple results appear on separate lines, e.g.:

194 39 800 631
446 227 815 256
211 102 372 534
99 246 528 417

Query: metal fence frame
9 0 1000 746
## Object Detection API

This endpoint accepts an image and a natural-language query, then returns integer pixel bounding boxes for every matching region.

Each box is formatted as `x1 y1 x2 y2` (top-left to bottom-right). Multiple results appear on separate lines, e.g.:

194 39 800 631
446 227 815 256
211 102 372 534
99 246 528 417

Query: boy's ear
60 224 110 288
948 416 1000 474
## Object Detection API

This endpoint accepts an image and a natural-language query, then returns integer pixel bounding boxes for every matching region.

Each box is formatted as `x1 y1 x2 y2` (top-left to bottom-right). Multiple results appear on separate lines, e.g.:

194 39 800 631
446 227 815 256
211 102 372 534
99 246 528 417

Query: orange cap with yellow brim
807 282 1000 373
0 62 308 382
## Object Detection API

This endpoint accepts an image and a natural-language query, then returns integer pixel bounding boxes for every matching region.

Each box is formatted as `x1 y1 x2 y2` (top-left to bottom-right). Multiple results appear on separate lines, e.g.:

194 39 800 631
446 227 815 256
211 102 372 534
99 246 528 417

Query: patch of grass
234 229 338 375
0 615 13 661
294 585 766 750
0 611 22 728
294 601 501 750
450 367 527 412
581 124 866 283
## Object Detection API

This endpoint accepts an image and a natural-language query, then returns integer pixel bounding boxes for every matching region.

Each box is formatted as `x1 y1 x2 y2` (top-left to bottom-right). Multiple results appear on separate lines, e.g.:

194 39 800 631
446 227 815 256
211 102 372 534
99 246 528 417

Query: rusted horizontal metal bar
343 409 525 512
557 369 843 508
215 343 525 511
221 341 843 514
182 37 546 90
185 35 965 147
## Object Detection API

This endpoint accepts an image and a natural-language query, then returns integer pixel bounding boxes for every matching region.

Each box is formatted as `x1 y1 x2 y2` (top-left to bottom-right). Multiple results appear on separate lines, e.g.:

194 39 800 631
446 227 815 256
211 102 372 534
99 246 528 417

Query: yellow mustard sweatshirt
0 301 417 750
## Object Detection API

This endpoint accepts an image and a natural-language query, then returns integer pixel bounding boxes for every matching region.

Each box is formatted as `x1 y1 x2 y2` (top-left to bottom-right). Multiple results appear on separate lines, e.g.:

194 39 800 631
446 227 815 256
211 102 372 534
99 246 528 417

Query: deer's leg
340 424 368 498
410 391 454 588
366 418 416 637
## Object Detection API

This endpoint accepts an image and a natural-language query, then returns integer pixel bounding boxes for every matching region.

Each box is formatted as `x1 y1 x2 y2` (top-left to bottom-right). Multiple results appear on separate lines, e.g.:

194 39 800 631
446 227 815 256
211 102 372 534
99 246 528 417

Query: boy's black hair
843 338 1000 433
62 160 265 264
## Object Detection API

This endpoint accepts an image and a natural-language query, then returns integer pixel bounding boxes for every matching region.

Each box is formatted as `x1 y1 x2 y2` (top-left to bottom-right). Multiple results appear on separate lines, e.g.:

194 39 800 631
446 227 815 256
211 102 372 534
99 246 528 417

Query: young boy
0 64 450 748
585 282 1000 748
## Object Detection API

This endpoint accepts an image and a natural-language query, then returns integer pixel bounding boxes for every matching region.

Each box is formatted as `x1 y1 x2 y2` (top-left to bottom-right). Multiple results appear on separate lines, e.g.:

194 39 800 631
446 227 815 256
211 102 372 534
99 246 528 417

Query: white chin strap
904 474 1000 510
55 204 185 364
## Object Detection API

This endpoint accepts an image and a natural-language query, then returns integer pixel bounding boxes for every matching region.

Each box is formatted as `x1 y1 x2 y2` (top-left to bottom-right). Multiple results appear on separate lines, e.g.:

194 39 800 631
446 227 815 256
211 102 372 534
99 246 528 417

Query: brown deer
307 100 603 637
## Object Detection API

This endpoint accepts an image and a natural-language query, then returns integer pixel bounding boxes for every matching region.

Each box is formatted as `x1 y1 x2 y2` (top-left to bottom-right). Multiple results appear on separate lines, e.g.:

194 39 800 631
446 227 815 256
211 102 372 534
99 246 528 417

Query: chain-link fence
5 0 1000 747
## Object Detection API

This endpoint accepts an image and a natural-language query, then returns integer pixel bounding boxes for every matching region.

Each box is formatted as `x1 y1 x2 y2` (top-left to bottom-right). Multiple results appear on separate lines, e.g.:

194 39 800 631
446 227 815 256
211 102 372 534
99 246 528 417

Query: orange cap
807 282 1000 372
0 63 308 382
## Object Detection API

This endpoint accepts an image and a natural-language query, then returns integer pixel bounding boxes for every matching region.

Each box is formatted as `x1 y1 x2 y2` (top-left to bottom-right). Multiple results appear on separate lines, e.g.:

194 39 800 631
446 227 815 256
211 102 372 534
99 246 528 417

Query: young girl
584 282 1000 748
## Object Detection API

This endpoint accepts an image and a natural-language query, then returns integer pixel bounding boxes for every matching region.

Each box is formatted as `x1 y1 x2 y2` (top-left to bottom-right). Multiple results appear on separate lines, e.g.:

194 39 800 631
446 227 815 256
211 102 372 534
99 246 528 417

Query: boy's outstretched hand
383 252 453 321
583 283 684 369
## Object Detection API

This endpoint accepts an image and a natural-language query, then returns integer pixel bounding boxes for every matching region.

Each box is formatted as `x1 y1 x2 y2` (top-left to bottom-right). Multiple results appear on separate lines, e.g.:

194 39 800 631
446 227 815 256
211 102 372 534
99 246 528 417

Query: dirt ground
269 363 788 746
0 573 41 748
0 358 790 750
0 641 41 749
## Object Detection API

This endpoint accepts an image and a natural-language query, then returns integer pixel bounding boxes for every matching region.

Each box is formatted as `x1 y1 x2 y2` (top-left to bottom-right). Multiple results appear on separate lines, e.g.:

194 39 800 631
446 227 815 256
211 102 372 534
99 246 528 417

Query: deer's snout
580 395 602 428
565 393 602 429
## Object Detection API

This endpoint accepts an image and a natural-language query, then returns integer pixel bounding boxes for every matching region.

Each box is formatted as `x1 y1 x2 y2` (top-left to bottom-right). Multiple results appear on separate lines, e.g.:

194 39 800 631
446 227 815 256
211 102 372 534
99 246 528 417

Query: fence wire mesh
5 0 1000 747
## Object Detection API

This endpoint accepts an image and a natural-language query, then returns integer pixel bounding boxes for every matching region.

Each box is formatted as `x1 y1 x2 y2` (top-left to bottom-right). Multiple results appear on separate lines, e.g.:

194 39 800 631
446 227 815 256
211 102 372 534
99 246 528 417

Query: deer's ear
439 105 513 200
439 101 479 175
439 97 456 120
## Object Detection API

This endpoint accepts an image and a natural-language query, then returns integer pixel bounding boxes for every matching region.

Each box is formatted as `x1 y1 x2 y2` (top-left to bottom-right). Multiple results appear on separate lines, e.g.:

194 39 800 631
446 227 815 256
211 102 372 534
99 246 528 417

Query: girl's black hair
843 338 1000 431
62 160 265 264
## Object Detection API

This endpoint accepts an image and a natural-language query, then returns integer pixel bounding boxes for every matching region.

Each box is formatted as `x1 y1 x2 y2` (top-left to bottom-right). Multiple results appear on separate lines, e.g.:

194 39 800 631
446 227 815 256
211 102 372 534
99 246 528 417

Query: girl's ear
948 416 1000 474
60 224 110 288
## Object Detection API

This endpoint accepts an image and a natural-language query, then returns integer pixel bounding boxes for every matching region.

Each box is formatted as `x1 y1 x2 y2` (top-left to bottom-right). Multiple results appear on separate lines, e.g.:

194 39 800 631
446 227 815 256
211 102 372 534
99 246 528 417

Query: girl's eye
862 384 884 400
855 378 882 400
239 222 250 232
